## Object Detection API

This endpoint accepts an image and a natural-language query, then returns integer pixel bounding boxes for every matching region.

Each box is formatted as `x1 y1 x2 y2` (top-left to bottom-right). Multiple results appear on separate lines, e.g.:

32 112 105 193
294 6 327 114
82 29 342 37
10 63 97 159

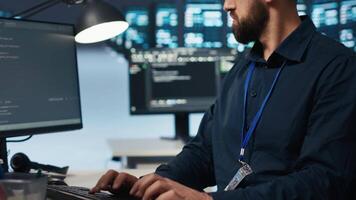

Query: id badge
224 161 253 191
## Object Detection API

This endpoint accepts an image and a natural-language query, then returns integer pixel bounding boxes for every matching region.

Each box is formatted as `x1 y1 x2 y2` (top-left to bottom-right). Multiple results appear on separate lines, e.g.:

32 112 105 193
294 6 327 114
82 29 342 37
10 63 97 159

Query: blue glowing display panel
156 4 179 48
339 0 356 51
340 0 356 24
124 8 150 49
184 1 224 48
311 1 339 28
297 0 309 16
310 0 356 51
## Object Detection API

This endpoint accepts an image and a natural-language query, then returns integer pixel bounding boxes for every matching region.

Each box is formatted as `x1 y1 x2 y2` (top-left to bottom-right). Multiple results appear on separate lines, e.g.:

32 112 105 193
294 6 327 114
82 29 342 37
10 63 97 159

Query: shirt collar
245 16 316 67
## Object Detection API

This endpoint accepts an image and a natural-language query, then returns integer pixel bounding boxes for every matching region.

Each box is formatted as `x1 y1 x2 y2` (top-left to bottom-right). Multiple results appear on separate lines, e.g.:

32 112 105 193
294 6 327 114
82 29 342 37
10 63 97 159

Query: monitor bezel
0 17 83 138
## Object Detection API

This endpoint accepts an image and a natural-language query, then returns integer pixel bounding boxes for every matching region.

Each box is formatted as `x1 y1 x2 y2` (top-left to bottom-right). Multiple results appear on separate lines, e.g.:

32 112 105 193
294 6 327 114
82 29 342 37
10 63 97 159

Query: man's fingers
99 170 119 189
112 172 138 190
142 179 171 200
90 174 108 193
112 173 127 190
90 170 118 193
130 173 161 197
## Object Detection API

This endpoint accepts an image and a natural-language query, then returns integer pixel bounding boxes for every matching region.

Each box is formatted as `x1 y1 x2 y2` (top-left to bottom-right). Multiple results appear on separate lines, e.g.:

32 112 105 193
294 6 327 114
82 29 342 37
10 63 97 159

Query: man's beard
232 1 269 44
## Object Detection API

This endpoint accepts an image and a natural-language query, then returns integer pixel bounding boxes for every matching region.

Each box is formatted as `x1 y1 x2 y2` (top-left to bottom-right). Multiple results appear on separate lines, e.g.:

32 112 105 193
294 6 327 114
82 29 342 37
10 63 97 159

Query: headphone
10 152 69 175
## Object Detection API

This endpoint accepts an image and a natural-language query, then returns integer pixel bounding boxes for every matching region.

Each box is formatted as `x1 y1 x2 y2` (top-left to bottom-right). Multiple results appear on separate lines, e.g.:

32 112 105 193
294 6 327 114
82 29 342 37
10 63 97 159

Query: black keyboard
47 185 139 200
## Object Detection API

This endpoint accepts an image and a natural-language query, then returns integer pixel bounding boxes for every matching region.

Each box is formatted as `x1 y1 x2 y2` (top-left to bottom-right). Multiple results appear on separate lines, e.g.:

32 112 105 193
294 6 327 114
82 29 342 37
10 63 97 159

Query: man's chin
233 32 250 45
233 28 257 44
236 35 254 44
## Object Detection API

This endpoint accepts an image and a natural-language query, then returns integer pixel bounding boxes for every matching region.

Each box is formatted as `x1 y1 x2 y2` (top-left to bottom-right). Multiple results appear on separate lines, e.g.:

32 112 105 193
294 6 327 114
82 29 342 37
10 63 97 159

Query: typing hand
90 170 138 195
129 173 212 200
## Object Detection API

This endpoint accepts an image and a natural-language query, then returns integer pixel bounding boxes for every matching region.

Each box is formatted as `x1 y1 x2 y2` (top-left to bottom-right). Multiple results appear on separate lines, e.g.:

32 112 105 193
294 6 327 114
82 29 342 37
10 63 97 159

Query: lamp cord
11 0 62 18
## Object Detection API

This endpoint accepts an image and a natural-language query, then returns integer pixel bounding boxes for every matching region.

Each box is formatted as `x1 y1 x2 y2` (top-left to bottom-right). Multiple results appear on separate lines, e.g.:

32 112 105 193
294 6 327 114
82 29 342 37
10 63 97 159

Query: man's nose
223 0 235 12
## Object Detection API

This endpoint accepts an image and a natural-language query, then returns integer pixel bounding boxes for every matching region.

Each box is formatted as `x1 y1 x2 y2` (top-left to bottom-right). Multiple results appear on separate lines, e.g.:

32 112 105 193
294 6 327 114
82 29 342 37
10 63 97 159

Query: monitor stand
0 137 8 172
161 113 192 143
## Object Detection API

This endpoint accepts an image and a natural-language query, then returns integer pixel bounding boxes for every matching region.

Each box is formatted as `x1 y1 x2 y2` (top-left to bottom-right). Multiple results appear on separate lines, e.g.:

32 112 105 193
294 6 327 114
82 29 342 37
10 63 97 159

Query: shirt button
250 90 257 97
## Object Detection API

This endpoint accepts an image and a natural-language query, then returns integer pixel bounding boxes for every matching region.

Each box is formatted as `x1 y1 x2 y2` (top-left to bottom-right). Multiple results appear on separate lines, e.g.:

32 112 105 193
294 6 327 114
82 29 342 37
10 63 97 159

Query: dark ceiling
0 0 122 25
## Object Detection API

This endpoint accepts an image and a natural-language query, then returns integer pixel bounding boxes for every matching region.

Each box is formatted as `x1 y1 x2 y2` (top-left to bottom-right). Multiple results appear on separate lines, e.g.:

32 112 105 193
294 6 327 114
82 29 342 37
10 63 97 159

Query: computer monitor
184 0 224 48
0 18 82 171
124 7 151 49
155 3 180 48
339 0 356 51
311 0 340 40
129 48 236 141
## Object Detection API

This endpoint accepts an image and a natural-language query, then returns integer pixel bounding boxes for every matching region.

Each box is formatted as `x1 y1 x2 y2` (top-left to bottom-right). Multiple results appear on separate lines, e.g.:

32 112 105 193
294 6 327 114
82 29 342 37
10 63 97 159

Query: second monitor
129 48 237 141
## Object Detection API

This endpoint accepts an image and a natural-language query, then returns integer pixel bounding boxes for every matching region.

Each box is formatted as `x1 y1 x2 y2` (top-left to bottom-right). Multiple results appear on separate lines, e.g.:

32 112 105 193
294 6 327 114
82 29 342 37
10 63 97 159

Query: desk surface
107 138 184 157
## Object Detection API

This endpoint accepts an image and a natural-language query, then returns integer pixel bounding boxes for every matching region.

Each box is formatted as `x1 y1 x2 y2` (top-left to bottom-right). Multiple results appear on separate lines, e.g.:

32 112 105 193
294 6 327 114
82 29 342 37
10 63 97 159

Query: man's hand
90 170 138 195
130 173 212 200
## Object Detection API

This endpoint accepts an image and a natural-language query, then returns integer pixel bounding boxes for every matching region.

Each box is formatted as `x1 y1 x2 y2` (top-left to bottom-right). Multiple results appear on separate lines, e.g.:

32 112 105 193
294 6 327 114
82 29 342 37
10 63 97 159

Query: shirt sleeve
211 56 356 200
155 103 216 191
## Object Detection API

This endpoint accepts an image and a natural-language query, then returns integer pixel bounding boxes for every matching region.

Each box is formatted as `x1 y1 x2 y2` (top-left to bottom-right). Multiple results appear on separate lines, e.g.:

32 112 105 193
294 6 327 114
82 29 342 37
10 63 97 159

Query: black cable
21 0 62 19
10 0 58 18
10 0 85 19
7 135 33 143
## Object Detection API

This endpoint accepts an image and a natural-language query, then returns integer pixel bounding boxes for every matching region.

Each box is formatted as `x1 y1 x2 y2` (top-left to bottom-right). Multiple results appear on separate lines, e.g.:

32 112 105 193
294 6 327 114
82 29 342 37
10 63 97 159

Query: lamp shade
75 0 128 44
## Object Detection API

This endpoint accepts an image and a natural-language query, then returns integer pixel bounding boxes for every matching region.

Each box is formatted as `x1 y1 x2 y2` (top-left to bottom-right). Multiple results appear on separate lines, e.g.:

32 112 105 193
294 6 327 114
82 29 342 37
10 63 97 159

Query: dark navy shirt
156 17 356 199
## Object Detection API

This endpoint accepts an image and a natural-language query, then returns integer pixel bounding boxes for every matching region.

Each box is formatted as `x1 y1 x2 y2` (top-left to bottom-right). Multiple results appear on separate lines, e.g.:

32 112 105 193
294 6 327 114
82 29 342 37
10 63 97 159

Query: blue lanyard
239 61 286 161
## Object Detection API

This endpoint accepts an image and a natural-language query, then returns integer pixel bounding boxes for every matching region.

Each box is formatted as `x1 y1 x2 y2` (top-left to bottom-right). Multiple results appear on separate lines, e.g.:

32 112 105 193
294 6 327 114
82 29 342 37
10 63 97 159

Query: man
91 0 356 199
